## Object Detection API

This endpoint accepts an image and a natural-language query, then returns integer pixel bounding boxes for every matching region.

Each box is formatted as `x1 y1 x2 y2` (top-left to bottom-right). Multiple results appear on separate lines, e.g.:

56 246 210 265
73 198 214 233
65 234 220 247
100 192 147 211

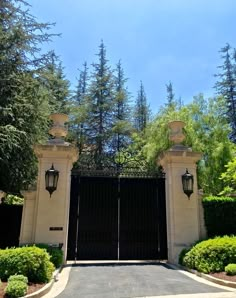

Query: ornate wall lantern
182 169 194 199
45 164 59 197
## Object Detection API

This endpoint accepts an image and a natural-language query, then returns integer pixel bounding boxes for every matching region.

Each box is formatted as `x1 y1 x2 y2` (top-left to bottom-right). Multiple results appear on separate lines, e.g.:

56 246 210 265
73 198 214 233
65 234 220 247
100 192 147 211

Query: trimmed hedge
34 244 63 268
5 280 28 298
8 274 28 284
0 246 55 283
202 196 236 237
225 264 236 276
182 236 236 273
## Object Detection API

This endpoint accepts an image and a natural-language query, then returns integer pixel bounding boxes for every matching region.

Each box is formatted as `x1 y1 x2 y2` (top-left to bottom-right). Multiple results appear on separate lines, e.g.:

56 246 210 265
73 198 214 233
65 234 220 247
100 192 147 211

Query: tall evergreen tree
72 62 89 154
215 43 236 142
0 0 55 193
134 81 149 132
166 81 176 109
39 51 70 113
112 60 132 152
85 41 115 163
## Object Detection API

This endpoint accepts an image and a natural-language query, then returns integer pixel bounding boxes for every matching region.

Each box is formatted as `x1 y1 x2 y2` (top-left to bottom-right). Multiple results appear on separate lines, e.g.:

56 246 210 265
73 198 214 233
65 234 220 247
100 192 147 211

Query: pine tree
166 81 176 110
0 0 55 193
112 60 132 153
85 41 115 165
39 51 70 113
134 81 149 132
72 62 89 154
215 43 236 142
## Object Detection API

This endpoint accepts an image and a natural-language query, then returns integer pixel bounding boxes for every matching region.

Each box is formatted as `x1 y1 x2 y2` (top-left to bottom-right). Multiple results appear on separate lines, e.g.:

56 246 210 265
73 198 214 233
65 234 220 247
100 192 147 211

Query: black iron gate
0 204 23 249
67 173 167 260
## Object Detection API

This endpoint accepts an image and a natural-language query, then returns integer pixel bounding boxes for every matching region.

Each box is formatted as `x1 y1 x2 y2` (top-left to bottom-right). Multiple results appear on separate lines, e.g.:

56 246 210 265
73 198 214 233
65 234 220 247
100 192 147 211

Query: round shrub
5 280 28 298
8 274 28 284
225 264 236 276
34 244 63 268
178 248 190 266
0 246 55 283
183 236 236 273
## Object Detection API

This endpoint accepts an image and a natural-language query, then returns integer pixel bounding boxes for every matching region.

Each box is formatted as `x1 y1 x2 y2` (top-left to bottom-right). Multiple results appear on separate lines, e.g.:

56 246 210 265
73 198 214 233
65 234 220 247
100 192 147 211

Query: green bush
5 280 28 298
3 194 24 205
183 236 236 273
202 196 236 237
178 248 190 266
0 246 55 283
8 274 28 284
225 264 236 276
34 244 63 268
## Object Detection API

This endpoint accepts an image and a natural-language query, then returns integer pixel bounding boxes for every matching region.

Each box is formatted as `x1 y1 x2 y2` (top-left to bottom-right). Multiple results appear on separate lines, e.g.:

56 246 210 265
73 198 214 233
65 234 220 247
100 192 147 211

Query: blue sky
29 0 236 113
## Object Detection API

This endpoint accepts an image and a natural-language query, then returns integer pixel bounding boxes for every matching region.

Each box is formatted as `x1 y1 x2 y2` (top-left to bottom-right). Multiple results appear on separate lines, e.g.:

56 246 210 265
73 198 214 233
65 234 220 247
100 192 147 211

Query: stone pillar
20 113 78 261
158 121 202 264
198 190 207 239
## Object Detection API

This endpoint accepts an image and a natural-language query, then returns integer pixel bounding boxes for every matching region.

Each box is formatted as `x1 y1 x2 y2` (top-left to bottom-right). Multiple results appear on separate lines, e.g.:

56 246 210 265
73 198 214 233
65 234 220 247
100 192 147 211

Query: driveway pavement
53 262 235 298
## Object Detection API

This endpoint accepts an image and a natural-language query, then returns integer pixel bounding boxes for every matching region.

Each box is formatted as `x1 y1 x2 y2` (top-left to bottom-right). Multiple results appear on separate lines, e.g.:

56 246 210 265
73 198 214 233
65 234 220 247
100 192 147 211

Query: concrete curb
23 267 62 298
24 280 54 298
167 263 236 289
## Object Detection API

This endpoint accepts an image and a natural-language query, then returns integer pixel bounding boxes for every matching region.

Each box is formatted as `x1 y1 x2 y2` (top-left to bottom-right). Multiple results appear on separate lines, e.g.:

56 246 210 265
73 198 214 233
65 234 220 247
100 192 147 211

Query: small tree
215 43 236 142
134 81 150 132
111 60 132 153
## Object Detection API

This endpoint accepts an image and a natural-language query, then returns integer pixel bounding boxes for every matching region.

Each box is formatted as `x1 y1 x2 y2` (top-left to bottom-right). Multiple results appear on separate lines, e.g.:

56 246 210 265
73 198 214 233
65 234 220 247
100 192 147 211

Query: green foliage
0 0 71 194
8 274 28 284
0 0 59 193
0 246 55 283
144 94 234 194
38 51 70 114
183 236 236 273
178 248 191 266
84 41 115 157
219 157 236 195
202 196 236 237
225 264 236 275
34 244 63 268
134 81 150 132
5 280 28 298
3 194 24 205
215 43 236 142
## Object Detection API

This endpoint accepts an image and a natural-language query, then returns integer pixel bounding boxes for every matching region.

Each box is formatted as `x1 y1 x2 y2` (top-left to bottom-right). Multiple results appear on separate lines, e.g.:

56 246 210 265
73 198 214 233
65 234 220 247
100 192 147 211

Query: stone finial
168 120 185 146
49 113 68 143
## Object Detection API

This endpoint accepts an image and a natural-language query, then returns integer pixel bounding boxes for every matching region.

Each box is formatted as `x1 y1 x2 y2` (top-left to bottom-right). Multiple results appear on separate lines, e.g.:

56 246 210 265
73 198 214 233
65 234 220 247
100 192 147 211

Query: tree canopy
0 0 68 193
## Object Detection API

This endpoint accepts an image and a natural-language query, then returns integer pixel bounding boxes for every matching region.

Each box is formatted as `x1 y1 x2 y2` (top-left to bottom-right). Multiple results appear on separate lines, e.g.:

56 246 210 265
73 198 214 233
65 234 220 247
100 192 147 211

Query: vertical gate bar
117 176 120 260
75 175 80 261
156 178 160 260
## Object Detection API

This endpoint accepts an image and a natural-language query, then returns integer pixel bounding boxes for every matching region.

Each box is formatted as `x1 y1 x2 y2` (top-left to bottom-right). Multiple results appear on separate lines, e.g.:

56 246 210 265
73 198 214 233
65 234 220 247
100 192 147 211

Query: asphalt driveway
56 262 231 298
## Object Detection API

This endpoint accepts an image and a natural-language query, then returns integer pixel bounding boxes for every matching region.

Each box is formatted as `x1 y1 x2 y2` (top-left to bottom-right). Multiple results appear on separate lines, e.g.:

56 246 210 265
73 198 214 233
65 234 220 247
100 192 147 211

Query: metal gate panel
67 175 80 260
77 177 118 260
0 205 23 249
119 178 160 260
67 174 167 261
157 177 168 259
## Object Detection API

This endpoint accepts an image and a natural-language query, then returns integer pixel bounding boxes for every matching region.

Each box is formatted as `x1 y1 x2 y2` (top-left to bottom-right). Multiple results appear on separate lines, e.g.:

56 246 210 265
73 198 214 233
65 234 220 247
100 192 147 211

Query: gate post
158 121 202 264
19 114 78 261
